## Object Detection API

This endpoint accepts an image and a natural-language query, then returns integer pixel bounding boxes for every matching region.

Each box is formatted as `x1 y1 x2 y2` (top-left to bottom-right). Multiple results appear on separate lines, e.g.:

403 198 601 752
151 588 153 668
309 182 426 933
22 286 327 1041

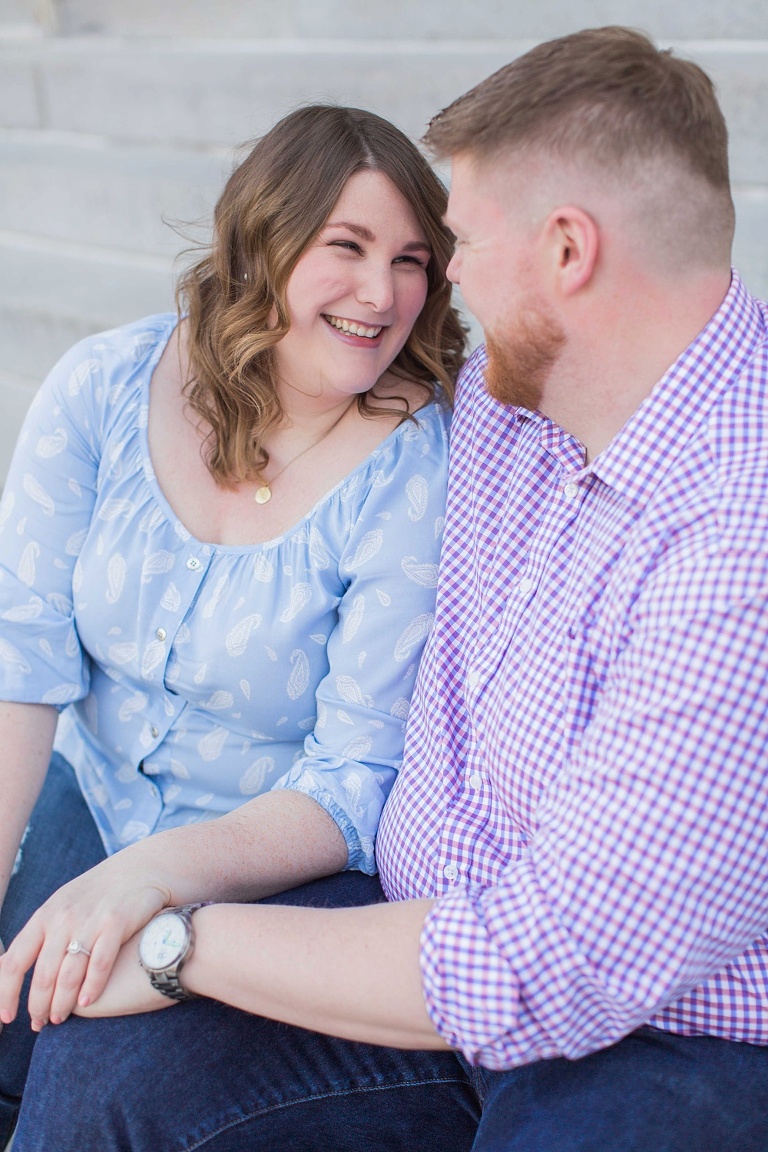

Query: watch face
139 912 188 970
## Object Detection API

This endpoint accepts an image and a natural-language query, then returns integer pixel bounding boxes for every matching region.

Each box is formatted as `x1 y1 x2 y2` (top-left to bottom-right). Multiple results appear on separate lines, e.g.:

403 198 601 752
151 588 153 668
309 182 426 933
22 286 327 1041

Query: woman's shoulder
40 314 177 401
331 387 450 514
384 384 451 459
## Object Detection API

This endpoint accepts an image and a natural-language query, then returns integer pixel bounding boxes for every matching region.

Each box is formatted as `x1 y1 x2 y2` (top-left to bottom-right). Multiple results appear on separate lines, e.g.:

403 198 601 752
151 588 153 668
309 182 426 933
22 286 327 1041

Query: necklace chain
254 400 355 504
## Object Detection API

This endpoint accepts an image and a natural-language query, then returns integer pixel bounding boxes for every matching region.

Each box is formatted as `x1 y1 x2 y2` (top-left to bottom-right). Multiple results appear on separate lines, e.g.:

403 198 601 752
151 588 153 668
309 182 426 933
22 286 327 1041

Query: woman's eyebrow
325 221 376 241
324 222 431 253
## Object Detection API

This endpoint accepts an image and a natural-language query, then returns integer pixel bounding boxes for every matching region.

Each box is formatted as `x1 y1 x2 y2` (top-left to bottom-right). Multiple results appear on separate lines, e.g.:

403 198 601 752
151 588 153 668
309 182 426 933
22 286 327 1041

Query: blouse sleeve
273 403 450 873
0 337 105 706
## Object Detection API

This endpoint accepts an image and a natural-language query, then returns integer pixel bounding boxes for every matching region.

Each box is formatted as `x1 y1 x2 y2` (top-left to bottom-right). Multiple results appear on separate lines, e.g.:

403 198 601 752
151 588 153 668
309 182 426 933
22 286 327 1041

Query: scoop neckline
135 313 442 556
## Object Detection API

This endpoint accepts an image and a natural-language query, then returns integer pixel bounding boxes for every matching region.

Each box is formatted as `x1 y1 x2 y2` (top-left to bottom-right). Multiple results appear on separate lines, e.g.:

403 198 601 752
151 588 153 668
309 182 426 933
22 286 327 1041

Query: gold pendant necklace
254 399 355 504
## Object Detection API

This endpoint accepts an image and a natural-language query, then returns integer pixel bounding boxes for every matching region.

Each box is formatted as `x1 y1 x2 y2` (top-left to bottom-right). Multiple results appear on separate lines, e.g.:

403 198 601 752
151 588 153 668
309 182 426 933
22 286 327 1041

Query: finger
0 921 46 1025
26 935 82 1029
75 931 125 1010
49 945 93 1025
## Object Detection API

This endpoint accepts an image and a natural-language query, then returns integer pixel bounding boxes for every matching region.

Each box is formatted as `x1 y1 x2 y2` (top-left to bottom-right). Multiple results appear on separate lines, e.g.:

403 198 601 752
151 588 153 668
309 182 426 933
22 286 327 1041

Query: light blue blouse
0 314 450 872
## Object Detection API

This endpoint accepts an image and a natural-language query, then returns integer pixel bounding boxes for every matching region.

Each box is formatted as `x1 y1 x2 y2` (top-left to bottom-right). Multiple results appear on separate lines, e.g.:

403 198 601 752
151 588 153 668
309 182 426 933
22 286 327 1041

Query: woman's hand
0 851 174 1031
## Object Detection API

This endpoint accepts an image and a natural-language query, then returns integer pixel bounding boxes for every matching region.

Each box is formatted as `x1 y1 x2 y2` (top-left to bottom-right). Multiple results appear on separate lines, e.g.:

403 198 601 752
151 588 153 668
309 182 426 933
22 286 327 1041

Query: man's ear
543 205 599 296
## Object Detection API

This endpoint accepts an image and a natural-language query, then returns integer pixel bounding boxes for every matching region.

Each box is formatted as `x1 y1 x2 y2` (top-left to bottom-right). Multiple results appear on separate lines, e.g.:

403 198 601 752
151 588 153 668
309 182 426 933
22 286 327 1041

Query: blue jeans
15 1015 768 1152
0 753 107 1147
9 761 768 1151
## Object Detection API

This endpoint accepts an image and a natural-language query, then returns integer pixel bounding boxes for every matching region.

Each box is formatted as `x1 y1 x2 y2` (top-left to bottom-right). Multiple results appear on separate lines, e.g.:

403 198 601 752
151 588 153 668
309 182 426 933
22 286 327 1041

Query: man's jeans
8 759 768 1151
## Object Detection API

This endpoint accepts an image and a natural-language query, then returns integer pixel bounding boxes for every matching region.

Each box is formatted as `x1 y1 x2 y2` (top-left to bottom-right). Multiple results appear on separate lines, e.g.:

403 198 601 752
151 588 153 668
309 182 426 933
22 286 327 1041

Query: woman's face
274 170 431 403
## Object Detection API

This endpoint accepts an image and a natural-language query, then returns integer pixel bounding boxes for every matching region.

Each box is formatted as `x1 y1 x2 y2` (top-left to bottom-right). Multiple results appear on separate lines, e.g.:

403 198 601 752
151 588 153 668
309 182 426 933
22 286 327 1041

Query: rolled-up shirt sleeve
0 339 105 706
421 548 768 1066
274 406 450 873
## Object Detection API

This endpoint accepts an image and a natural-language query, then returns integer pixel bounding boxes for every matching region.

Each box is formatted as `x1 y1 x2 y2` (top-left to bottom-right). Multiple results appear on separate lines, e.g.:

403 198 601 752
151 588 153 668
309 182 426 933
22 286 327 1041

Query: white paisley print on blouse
0 314 450 874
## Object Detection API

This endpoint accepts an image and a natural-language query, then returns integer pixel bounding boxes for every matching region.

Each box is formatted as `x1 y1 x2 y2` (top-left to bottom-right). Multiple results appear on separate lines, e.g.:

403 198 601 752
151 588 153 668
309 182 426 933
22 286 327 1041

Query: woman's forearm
119 788 349 906
0 786 348 1029
0 702 57 915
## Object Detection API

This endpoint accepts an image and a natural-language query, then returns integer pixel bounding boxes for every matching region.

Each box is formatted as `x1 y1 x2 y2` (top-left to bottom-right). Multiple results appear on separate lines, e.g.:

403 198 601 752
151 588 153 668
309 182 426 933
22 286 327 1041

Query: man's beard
484 299 565 412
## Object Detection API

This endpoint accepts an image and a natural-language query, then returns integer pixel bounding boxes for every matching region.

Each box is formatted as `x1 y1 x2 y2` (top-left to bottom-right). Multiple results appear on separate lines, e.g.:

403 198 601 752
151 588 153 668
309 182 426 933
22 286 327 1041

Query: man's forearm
184 899 448 1049
82 898 448 1050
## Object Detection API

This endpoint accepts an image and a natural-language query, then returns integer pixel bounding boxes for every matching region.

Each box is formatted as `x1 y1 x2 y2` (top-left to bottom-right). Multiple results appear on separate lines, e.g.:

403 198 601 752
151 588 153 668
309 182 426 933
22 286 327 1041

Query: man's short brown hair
424 26 730 192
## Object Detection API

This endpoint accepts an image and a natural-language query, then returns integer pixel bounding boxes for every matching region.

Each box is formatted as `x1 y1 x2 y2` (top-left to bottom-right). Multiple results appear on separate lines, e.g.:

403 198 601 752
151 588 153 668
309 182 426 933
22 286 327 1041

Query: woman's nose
356 263 395 313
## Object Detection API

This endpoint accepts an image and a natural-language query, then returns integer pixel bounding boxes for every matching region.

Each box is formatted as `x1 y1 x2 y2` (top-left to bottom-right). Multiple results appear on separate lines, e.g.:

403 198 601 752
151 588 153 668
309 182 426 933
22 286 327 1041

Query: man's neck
540 269 732 463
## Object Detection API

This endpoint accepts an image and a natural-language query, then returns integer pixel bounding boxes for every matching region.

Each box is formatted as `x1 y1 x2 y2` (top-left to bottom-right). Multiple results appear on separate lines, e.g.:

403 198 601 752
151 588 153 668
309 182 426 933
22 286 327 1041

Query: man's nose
446 249 461 284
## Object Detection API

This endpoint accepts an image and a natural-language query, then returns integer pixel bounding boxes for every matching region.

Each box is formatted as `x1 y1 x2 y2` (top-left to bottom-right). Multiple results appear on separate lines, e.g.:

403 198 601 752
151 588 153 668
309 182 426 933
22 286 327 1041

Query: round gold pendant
254 485 272 505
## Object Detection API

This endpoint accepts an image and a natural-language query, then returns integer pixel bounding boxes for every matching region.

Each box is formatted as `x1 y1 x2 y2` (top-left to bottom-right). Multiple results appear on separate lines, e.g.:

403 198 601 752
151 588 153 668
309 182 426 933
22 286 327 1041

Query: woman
0 104 465 1144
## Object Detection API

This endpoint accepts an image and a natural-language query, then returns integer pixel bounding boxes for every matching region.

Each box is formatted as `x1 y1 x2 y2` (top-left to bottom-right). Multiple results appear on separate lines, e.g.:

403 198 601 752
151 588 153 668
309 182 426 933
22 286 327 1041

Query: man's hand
73 929 174 1019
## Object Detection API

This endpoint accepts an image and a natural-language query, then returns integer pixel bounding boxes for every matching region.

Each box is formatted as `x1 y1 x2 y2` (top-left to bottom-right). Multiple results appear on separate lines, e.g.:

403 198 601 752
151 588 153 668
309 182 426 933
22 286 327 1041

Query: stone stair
1 0 767 481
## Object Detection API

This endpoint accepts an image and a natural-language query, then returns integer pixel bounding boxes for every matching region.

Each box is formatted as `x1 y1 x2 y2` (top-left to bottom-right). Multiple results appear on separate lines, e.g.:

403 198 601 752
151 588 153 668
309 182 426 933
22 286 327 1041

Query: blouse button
155 628 167 641
469 773 483 789
150 725 159 739
186 556 202 571
443 864 459 881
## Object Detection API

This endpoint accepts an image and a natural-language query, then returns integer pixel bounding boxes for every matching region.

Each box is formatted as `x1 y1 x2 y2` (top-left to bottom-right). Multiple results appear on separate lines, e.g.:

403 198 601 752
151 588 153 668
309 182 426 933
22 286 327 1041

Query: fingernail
50 1015 61 1025
31 1019 42 1032
0 1010 11 1025
78 994 90 1008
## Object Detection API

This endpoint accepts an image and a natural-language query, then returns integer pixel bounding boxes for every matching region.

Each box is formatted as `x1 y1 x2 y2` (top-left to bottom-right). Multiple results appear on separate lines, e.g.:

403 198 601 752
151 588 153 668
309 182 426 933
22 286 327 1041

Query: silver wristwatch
138 902 210 1002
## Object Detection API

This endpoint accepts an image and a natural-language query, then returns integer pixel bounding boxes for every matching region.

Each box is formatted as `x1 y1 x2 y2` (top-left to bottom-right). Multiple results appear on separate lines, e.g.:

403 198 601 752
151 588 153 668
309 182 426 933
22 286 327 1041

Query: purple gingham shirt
377 271 768 1069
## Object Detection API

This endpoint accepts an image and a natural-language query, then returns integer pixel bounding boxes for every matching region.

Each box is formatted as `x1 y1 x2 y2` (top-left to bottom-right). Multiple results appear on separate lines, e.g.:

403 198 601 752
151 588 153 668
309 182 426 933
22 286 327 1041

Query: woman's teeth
324 315 383 339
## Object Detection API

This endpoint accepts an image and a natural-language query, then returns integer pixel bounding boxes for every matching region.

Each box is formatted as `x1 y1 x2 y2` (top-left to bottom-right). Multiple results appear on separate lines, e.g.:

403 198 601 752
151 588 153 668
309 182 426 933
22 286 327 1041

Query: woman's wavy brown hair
177 104 466 485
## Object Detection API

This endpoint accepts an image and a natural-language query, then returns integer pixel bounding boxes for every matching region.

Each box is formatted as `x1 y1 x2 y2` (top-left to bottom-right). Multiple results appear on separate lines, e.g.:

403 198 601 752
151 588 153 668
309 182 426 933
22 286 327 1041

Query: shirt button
518 577 534 595
469 773 483 789
155 627 167 641
186 556 202 571
443 864 458 881
564 482 578 499
467 670 481 689
150 725 159 738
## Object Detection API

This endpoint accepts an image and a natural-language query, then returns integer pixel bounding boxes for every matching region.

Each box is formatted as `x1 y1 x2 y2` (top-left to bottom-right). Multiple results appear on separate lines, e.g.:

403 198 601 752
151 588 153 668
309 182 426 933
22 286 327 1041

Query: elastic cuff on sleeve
276 781 373 873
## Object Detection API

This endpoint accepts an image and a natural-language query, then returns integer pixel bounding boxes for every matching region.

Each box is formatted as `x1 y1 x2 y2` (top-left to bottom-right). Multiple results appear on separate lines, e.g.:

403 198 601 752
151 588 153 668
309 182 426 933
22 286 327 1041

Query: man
6 26 768 1151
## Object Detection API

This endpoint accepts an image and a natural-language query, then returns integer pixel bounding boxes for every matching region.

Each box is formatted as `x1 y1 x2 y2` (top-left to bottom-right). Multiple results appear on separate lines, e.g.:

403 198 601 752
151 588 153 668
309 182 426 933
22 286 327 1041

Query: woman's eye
394 255 428 268
330 240 362 253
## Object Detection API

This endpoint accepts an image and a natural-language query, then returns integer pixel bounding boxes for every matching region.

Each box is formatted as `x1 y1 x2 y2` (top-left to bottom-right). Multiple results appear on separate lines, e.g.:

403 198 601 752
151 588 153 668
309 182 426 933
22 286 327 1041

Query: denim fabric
0 753 107 1147
14 871 481 1152
465 1027 768 1151
8 771 768 1151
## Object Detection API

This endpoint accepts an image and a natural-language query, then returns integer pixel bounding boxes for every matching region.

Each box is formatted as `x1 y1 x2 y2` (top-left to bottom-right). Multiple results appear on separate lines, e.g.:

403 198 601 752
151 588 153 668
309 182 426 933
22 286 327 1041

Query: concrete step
1 37 766 183
52 0 768 40
0 130 227 255
0 368 40 487
0 234 174 381
733 186 768 300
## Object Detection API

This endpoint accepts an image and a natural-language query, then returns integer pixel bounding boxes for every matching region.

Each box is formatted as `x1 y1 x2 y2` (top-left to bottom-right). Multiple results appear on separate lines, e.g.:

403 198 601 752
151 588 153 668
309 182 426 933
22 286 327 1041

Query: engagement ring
66 940 92 958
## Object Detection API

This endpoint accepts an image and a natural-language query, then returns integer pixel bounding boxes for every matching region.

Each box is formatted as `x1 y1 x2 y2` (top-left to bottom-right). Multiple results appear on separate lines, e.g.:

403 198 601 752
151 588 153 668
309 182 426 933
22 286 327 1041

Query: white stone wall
1 0 766 479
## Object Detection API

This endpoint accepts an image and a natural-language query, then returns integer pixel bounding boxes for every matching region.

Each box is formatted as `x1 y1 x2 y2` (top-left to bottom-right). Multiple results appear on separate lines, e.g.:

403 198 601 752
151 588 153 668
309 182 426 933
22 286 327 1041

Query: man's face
445 152 565 410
